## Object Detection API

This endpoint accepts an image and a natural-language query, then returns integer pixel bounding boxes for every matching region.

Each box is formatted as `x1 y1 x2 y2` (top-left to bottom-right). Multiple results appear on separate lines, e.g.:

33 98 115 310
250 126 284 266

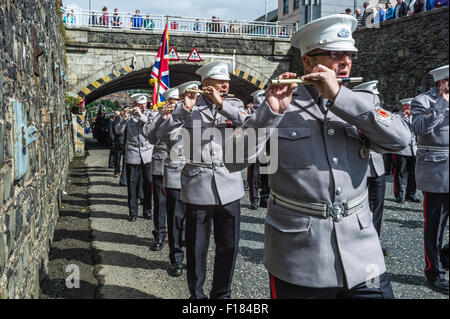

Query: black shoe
250 201 258 210
128 216 137 222
167 263 184 277
441 247 449 271
382 248 390 257
426 278 449 295
395 195 404 204
150 241 164 251
119 182 127 186
405 194 421 203
143 211 153 220
259 199 268 208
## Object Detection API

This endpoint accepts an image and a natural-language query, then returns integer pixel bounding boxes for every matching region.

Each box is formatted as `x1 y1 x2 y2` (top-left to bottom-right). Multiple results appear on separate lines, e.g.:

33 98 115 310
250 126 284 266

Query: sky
63 0 279 21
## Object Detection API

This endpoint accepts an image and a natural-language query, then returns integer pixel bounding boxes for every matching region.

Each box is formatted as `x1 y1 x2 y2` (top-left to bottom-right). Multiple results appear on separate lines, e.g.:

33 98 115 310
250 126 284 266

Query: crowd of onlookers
345 0 449 26
59 5 293 36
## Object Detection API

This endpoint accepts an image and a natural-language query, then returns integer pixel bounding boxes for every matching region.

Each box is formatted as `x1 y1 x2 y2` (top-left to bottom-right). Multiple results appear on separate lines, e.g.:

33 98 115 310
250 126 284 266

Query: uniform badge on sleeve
375 108 392 127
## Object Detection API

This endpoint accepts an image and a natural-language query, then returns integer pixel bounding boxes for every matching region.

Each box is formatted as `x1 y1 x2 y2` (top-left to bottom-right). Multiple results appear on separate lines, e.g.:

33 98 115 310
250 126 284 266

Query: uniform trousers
247 161 270 205
166 188 186 265
367 174 386 237
423 192 449 281
269 272 394 299
185 200 241 299
126 163 152 218
152 175 167 243
113 145 123 175
393 154 417 198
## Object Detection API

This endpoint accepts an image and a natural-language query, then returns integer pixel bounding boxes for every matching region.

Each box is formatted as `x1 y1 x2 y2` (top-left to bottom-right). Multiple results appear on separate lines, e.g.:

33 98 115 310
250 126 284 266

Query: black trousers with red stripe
185 200 240 299
393 154 417 198
166 188 186 265
423 192 449 281
367 174 386 237
269 272 394 299
152 175 167 243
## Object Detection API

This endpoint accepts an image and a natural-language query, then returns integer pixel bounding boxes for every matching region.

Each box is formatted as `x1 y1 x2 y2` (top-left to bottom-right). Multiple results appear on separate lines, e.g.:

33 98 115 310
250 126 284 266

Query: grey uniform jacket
411 87 449 193
227 85 412 288
158 95 247 205
147 114 169 176
162 126 185 190
368 151 385 178
115 109 155 165
392 112 418 157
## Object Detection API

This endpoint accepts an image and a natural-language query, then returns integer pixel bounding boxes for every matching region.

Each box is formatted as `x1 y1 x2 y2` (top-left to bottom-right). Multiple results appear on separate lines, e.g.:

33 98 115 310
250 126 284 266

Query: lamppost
265 0 268 22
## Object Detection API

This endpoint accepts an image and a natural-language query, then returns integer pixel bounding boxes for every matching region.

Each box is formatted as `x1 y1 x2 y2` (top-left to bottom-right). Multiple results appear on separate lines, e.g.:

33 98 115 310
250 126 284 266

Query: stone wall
352 7 449 110
289 7 449 110
0 0 72 298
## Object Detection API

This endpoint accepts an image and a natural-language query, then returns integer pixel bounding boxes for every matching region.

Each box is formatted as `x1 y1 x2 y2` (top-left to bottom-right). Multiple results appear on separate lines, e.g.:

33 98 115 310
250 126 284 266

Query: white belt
127 140 150 148
418 145 449 152
168 156 186 163
270 189 368 222
186 160 225 170
154 144 168 151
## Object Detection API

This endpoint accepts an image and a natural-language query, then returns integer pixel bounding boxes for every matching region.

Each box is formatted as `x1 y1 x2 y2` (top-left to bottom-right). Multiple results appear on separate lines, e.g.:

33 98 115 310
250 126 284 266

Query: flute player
226 14 412 299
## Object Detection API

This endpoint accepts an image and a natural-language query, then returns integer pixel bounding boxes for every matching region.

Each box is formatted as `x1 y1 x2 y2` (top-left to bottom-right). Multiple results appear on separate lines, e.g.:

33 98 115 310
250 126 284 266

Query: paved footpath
41 136 448 299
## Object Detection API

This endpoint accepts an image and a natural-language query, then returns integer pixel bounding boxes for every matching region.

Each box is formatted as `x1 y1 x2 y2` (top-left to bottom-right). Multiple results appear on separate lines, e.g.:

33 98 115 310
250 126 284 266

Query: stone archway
73 59 266 104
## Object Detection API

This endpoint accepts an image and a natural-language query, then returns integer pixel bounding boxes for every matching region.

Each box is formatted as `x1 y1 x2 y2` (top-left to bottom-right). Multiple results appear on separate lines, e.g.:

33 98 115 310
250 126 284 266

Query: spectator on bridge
90 10 99 26
100 6 110 26
386 2 395 19
434 0 449 7
112 8 122 28
361 2 371 26
355 8 363 22
143 15 154 29
63 10 76 25
131 10 143 29
193 18 201 32
413 0 426 12
374 3 386 24
345 8 355 17
394 0 408 18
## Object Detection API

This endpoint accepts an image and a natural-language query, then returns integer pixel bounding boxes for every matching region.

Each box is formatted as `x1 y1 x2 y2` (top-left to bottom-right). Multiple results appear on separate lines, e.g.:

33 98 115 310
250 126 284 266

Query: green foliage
65 94 83 114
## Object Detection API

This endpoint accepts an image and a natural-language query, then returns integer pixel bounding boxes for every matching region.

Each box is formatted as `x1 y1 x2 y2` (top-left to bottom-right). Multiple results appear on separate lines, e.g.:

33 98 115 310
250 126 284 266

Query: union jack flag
150 22 170 109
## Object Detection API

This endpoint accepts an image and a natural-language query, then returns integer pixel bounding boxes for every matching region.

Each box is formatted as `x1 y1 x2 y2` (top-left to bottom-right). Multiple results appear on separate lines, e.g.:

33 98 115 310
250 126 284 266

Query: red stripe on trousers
393 154 397 194
270 274 278 299
423 193 432 279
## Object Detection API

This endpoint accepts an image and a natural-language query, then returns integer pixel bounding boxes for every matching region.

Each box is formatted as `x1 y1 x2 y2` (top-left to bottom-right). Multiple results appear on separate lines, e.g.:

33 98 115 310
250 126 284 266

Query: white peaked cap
291 14 358 56
196 61 232 81
134 94 148 104
177 81 202 94
399 98 413 105
251 90 266 104
353 80 379 95
429 65 449 82
162 87 180 100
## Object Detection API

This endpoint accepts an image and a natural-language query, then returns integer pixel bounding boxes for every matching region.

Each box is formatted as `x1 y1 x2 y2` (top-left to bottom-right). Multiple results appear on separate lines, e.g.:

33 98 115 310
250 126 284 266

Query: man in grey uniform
227 14 412 298
148 88 179 251
161 81 201 277
392 98 420 204
411 64 449 295
158 61 248 299
353 81 389 256
247 90 270 209
115 94 155 222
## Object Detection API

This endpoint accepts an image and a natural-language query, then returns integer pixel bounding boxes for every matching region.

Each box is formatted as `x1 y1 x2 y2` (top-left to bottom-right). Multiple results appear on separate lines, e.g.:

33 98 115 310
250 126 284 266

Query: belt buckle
328 203 344 222
212 160 223 170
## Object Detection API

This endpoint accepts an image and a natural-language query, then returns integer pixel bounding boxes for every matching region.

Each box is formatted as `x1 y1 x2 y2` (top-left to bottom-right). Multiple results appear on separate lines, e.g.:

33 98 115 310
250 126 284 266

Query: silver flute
270 77 364 86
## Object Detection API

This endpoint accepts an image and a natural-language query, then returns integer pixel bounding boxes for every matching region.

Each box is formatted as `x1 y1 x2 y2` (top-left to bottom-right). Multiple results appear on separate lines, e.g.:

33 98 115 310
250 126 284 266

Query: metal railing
61 9 296 38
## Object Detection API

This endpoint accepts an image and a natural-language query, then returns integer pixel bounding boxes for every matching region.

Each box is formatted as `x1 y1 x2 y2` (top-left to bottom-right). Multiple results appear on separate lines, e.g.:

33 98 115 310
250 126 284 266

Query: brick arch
72 57 267 102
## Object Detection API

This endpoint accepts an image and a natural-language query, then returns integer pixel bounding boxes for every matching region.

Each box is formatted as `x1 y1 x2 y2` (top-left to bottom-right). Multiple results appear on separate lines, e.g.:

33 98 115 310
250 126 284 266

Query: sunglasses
307 51 357 61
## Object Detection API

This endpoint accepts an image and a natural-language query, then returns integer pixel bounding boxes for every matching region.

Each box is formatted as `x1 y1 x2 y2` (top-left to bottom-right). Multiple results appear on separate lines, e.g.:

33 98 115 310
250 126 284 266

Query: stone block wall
0 0 72 298
352 7 449 110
